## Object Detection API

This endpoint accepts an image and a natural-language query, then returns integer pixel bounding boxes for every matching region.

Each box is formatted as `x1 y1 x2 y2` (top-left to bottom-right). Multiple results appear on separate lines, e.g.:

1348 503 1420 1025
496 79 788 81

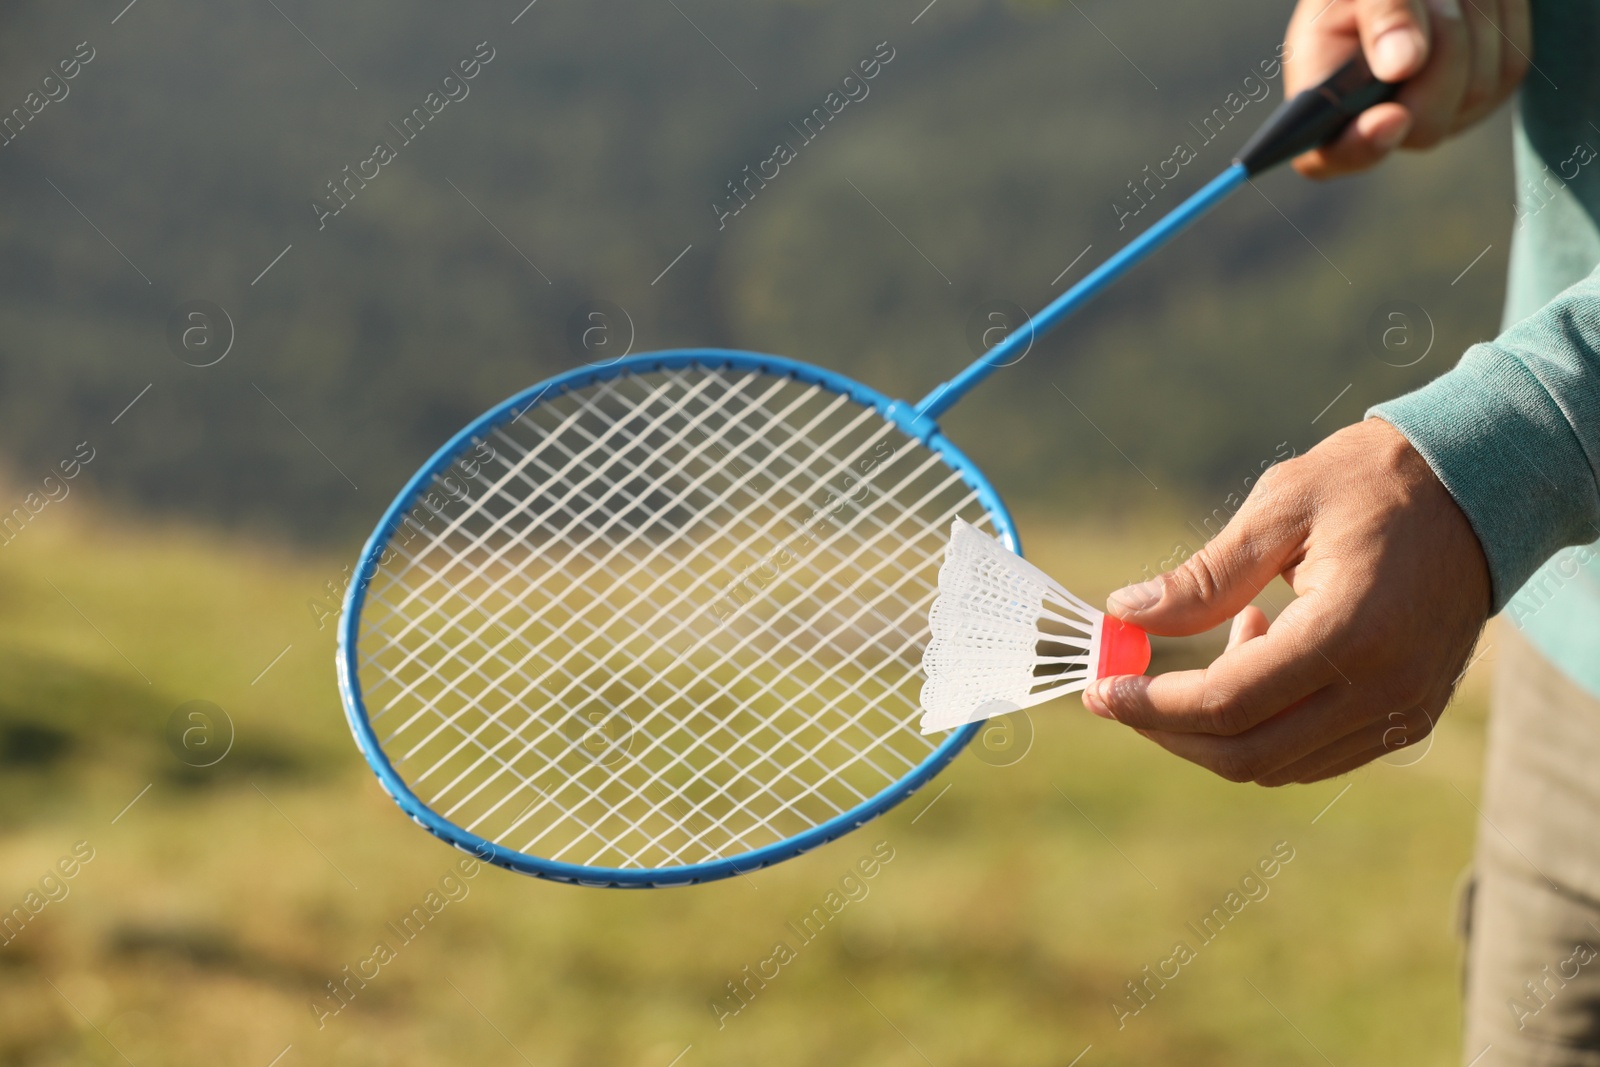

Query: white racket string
415 389 924 815
479 444 942 783
629 562 948 867
356 366 994 869
600 487 977 866
360 375 812 831
557 483 981 868
364 375 857 851
358 507 619 757
466 415 950 857
465 466 950 862
372 377 806 799
376 394 793 775
390 404 960 863
360 379 838 863
377 373 696 630
373 370 778 717
544 470 960 859
372 383 934 870
396 375 884 763
374 371 854 758
482 457 963 856
387 379 902 812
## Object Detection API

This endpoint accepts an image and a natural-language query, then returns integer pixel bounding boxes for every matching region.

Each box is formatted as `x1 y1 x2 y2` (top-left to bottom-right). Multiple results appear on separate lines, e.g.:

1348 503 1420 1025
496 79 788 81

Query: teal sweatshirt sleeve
1369 262 1600 613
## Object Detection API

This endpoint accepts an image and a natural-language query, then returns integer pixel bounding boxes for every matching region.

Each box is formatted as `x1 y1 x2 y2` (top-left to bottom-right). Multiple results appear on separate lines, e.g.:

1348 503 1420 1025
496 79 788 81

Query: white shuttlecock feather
919 519 1150 734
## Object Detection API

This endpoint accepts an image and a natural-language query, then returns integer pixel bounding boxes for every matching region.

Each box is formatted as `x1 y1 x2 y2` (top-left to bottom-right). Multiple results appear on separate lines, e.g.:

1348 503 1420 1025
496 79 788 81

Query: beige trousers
1464 628 1600 1065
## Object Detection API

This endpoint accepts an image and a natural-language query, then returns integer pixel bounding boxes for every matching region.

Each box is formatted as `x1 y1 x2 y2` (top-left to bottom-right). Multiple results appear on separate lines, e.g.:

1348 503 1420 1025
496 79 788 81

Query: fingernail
1371 28 1423 81
1083 681 1113 719
1108 579 1162 614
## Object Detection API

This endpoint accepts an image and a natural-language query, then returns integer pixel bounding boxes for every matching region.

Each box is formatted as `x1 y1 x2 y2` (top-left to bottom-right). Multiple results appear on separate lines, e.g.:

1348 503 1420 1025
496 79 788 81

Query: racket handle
1234 54 1400 176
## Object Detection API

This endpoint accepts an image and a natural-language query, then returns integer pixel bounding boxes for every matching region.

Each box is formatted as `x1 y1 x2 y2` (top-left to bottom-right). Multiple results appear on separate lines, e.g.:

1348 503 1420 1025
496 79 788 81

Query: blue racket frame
338 53 1398 886
338 348 1020 888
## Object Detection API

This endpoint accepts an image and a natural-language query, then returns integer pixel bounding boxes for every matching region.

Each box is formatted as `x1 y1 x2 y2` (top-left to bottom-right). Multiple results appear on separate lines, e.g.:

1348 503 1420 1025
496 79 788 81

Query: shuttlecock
919 519 1151 734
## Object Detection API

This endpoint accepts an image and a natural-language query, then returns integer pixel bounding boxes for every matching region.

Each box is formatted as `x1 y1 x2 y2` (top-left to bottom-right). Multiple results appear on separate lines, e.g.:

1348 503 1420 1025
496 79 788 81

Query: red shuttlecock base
1096 615 1151 679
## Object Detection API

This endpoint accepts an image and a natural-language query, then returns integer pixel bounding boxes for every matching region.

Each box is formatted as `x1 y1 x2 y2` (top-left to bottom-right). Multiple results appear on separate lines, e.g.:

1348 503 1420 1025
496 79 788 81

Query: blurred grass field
0 495 1492 1067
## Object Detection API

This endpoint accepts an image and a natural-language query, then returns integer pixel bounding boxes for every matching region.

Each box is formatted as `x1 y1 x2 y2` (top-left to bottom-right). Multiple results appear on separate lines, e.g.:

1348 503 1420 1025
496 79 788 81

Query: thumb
1357 0 1431 82
1107 495 1304 637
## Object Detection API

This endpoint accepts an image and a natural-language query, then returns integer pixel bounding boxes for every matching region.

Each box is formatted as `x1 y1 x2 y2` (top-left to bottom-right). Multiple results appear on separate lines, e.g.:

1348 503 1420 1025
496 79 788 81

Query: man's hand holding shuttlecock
1082 417 1491 786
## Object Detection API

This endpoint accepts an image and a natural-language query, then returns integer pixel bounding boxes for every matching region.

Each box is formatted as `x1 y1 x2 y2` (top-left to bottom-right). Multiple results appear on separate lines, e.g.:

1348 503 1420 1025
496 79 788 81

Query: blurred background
0 0 1511 1064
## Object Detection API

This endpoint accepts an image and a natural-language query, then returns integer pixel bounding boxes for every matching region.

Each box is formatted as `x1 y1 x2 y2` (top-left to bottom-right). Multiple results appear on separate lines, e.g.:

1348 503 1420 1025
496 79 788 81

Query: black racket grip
1234 54 1400 175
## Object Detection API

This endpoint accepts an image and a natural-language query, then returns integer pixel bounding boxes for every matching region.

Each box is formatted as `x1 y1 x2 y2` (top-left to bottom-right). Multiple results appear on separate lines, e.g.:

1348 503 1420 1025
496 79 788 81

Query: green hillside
0 0 1512 546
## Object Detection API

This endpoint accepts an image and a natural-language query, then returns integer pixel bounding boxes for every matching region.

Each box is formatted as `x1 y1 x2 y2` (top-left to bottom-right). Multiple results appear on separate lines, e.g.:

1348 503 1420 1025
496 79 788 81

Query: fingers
1356 0 1432 80
1104 477 1306 638
1394 0 1470 148
1131 692 1438 786
1227 606 1270 651
1284 744 1388 784
1282 0 1421 178
1284 0 1361 97
1454 0 1502 128
1497 0 1531 88
1292 102 1413 178
1257 703 1438 784
1286 0 1514 179
1126 681 1354 783
1085 595 1342 736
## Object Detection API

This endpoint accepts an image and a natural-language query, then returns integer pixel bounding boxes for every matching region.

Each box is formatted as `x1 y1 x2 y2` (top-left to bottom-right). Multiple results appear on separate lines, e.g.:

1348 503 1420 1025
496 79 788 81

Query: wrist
1364 416 1493 616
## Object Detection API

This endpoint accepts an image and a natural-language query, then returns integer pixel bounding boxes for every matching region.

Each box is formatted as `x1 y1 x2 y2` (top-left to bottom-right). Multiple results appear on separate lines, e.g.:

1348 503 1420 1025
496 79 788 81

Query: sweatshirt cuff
1369 344 1600 614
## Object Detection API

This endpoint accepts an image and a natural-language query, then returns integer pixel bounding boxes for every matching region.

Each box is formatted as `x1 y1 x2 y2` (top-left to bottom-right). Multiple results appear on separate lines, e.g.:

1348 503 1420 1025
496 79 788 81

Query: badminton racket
337 56 1395 886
